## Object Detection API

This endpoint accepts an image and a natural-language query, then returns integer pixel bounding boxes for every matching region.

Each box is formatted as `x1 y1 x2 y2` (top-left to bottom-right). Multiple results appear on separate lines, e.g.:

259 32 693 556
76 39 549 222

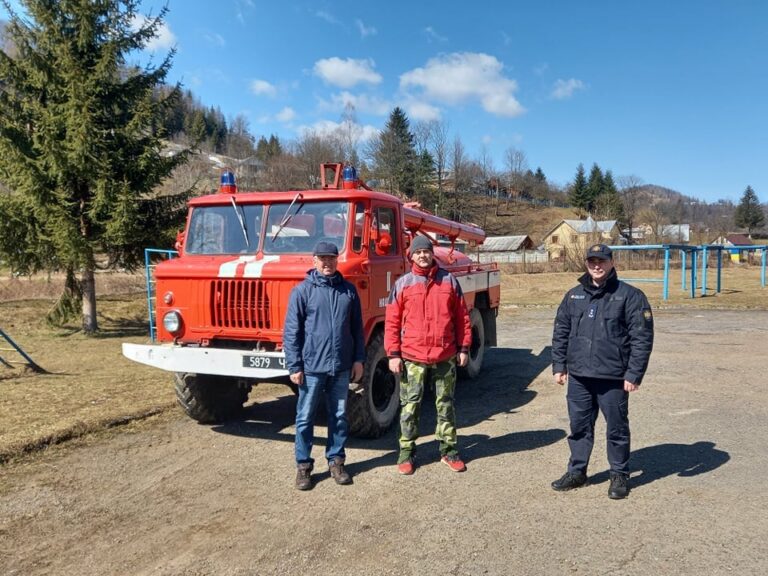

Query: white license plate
242 355 286 369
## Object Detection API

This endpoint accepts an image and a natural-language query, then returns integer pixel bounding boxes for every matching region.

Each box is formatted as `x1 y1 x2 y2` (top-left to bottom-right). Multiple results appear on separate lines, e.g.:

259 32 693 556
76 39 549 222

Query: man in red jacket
385 235 471 475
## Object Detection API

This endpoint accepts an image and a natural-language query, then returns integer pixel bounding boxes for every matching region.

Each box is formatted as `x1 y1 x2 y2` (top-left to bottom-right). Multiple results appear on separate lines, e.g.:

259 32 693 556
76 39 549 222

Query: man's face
411 248 434 269
314 254 338 276
586 257 614 284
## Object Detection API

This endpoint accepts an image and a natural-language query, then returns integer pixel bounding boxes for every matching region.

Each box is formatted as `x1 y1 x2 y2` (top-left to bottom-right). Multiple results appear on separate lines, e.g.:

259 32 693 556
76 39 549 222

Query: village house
542 216 620 261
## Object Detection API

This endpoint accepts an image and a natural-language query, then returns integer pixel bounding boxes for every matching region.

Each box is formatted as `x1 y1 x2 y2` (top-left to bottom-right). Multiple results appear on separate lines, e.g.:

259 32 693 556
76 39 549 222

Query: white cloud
551 78 586 100
404 100 442 122
319 91 391 116
316 11 341 25
132 16 176 51
400 52 525 117
424 26 447 43
313 57 382 88
204 32 226 47
275 107 296 122
297 120 380 144
250 79 276 97
482 134 493 145
356 19 377 38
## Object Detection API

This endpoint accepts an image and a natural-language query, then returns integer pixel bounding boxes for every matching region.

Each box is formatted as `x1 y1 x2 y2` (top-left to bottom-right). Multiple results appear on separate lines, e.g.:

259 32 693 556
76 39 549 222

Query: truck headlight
163 310 182 335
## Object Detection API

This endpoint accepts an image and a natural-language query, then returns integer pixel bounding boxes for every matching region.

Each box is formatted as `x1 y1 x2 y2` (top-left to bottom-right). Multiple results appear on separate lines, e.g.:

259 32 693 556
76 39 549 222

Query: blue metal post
663 247 670 300
701 245 709 296
762 248 767 287
690 248 697 298
717 248 722 293
681 249 687 290
144 248 155 342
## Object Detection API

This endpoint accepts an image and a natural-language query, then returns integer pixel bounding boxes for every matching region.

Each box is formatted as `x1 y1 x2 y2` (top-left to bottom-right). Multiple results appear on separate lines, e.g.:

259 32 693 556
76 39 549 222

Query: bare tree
504 146 528 210
617 174 644 243
449 135 469 218
424 119 450 212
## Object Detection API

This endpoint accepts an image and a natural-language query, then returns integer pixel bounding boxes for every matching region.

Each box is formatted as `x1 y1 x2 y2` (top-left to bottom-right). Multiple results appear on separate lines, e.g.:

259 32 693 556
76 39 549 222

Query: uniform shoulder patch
643 309 652 320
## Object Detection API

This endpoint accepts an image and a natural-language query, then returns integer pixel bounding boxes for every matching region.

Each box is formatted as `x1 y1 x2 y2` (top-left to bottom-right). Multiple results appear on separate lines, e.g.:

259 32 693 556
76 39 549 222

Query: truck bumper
122 343 289 379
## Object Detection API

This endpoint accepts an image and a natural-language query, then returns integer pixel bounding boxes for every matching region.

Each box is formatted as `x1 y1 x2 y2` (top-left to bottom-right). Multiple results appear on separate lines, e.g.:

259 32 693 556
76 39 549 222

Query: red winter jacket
384 262 471 364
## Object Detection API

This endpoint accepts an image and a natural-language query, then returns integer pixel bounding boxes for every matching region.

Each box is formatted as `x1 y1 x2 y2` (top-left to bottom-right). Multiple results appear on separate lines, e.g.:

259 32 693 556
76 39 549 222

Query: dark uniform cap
313 241 339 256
586 243 613 260
409 235 434 256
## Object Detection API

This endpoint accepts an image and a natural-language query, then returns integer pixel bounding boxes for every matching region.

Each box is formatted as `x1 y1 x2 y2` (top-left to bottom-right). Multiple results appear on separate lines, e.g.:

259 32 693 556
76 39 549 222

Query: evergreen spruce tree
585 163 604 214
372 107 418 197
594 170 626 224
734 185 765 237
0 0 189 333
568 163 588 214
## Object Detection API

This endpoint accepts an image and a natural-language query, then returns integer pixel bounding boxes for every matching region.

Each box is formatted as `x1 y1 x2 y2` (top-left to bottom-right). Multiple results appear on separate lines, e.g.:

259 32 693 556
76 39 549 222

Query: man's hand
554 372 567 386
457 352 468 367
289 371 304 386
351 361 364 383
388 358 403 374
624 380 639 392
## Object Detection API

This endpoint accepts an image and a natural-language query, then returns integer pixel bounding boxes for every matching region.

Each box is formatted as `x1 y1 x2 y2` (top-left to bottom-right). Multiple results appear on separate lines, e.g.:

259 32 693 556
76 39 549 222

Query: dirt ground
1 307 767 576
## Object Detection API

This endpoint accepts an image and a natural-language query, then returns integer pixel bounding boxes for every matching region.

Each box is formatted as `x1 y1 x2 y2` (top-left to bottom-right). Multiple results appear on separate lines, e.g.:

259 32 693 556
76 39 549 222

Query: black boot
551 471 588 491
608 472 629 499
295 463 313 491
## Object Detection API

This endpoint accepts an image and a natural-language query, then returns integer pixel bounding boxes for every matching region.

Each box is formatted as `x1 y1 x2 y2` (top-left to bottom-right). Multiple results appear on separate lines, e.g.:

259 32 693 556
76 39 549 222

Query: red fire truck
123 164 500 437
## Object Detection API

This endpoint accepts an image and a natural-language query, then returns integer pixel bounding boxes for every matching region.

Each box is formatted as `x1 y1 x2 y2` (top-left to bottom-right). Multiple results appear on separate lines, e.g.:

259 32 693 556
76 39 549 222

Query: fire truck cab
123 164 500 437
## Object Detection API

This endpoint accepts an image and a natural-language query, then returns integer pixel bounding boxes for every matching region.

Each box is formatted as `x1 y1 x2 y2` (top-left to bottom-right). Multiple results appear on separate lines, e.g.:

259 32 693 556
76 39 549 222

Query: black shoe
551 471 588 491
608 472 629 499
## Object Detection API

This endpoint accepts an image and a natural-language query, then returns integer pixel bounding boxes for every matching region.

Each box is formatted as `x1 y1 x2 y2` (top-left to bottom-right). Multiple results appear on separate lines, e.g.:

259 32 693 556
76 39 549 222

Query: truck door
369 205 405 313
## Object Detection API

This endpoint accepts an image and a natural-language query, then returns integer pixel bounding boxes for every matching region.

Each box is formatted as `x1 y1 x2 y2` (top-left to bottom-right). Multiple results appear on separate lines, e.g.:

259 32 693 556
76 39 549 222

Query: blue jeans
295 370 350 465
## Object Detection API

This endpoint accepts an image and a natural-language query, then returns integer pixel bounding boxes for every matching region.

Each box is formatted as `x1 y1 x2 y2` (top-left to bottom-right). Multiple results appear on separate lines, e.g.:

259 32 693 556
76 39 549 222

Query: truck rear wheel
460 308 485 380
347 331 400 438
174 373 252 424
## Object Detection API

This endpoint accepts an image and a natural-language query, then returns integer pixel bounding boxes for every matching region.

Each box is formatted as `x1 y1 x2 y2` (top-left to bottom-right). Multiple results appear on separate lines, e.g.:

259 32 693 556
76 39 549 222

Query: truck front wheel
347 331 400 438
174 373 252 424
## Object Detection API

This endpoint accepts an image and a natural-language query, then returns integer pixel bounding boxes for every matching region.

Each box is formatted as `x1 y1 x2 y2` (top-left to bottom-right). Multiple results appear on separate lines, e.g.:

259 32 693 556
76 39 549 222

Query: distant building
542 216 620 261
475 235 546 264
710 233 755 262
622 223 691 244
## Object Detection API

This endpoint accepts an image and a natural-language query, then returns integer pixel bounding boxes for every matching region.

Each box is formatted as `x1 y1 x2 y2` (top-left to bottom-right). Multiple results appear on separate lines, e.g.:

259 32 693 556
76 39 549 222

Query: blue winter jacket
283 269 366 375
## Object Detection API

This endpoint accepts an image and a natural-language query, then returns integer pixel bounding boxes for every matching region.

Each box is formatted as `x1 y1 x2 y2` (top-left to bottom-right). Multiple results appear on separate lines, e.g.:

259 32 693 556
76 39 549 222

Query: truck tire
347 331 400 438
174 372 252 424
460 308 485 380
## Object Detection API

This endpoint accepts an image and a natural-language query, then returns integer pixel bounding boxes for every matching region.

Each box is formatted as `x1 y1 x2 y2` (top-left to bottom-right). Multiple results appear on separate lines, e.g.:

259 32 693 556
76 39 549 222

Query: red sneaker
397 459 415 475
441 454 466 472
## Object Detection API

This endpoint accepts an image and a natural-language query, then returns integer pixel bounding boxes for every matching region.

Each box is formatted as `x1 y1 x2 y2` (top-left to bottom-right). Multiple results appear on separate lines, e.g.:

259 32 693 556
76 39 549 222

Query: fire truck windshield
264 200 349 254
184 200 350 255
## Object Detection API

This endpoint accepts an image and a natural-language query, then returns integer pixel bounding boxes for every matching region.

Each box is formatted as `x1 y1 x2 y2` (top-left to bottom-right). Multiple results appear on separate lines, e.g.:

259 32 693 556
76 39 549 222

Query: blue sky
6 1 768 203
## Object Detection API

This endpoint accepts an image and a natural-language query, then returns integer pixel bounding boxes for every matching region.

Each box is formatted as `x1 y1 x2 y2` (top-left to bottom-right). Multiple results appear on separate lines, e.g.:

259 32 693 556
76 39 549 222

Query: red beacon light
219 169 237 194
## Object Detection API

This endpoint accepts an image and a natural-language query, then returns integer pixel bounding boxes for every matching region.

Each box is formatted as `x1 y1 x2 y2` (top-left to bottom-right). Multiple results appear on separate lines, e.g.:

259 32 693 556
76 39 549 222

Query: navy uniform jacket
283 269 366 376
552 269 654 384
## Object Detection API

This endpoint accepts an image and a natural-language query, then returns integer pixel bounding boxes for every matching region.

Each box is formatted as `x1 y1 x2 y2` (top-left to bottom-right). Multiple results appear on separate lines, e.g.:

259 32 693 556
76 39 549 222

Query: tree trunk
81 263 98 334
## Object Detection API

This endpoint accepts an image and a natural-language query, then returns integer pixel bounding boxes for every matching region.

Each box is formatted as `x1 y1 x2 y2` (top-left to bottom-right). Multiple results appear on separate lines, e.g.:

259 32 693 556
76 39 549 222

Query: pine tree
0 0 189 333
371 107 418 197
585 163 604 214
734 186 765 237
568 164 588 214
594 170 626 224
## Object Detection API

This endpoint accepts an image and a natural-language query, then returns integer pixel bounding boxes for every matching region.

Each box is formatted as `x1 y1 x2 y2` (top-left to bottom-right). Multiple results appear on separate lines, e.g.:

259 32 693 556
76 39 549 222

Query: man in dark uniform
551 244 654 499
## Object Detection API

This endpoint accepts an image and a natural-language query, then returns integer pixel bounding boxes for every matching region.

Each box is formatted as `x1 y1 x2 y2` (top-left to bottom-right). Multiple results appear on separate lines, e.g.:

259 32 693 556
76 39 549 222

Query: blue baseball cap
313 241 339 256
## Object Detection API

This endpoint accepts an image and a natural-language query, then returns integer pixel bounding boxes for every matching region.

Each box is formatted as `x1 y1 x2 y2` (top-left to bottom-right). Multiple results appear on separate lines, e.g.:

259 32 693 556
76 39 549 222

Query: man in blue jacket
284 241 365 490
551 244 654 499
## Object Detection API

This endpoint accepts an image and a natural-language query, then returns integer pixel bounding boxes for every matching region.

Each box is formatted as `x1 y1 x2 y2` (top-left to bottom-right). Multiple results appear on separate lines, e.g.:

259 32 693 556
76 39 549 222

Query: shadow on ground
589 440 730 487
211 345 555 470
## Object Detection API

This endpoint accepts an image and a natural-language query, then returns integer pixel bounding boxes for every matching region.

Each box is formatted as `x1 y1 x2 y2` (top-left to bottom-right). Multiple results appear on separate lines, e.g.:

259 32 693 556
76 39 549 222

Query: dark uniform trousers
566 373 630 476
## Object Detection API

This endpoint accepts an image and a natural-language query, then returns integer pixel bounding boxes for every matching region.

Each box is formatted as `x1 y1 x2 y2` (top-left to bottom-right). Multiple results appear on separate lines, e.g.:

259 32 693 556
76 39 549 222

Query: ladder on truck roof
0 328 47 373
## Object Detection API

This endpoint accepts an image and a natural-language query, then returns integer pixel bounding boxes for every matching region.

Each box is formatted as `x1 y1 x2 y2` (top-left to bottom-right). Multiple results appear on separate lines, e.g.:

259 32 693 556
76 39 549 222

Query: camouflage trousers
397 358 458 463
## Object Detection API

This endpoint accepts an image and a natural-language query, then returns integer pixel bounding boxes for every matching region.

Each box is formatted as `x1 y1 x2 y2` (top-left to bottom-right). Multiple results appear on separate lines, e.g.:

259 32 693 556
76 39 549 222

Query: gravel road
1 308 767 575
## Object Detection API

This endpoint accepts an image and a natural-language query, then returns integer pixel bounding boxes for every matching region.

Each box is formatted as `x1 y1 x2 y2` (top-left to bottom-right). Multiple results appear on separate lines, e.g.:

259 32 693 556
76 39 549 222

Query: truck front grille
209 279 272 329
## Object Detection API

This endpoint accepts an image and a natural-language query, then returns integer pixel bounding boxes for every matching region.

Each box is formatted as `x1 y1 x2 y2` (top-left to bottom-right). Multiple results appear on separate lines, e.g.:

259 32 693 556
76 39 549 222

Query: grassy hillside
451 193 577 244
